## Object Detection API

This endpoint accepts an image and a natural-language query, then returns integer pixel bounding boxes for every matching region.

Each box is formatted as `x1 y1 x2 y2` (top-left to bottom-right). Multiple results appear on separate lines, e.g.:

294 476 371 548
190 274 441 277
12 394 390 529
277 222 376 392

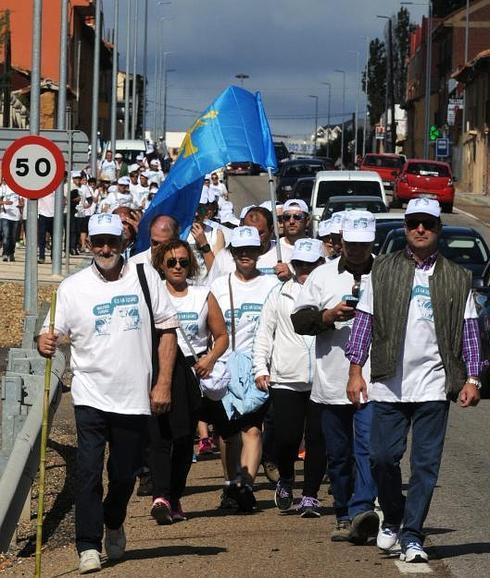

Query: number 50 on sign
2 135 65 199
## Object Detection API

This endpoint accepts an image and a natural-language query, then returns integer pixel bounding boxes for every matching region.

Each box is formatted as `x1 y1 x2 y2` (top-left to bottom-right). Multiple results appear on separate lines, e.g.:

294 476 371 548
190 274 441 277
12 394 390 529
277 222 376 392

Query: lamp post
350 50 361 161
362 36 370 157
162 55 175 142
377 15 396 153
235 73 249 87
130 0 138 139
308 95 319 156
402 1 432 158
90 0 101 177
321 81 332 159
335 69 346 169
123 0 131 139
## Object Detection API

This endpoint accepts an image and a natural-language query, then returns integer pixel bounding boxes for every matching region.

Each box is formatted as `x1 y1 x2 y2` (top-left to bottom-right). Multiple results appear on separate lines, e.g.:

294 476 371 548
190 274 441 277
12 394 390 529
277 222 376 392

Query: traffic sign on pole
2 135 65 199
435 137 450 158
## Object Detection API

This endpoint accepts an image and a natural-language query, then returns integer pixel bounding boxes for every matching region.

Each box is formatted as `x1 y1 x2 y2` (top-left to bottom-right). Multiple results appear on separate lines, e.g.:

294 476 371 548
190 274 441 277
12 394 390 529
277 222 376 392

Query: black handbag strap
137 263 159 385
228 273 236 351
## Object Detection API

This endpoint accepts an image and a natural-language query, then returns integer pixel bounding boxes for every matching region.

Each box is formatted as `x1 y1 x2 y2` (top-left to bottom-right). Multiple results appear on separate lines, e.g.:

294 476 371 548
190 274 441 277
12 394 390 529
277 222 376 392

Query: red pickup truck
359 153 406 190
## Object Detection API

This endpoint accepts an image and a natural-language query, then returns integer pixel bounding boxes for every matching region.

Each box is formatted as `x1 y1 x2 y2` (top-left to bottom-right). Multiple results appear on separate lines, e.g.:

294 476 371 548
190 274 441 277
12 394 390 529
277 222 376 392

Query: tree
393 7 415 104
433 0 465 18
362 38 387 127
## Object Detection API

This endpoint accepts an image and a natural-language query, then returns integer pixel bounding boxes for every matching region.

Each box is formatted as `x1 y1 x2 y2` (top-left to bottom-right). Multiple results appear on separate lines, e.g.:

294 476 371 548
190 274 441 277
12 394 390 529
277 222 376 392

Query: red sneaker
198 437 213 455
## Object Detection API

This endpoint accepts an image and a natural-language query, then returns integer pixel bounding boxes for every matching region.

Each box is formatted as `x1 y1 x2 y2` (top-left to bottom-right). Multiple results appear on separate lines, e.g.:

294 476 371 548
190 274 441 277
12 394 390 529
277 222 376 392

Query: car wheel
391 194 402 209
442 202 453 214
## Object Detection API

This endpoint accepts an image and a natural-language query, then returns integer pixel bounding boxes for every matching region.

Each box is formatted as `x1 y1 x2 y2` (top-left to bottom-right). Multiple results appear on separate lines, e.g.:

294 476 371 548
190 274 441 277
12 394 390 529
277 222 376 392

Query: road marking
454 206 490 228
395 560 433 574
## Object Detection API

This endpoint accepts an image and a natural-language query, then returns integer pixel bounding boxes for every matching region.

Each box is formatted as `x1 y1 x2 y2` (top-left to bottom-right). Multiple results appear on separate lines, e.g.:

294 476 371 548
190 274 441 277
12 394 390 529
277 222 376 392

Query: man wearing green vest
346 198 482 564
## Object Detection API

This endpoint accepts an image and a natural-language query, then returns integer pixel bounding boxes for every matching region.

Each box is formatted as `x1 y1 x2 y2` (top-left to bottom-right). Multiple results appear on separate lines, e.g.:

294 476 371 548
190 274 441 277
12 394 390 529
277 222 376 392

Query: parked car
310 171 388 236
225 161 261 176
392 159 455 213
115 139 147 164
321 195 388 220
276 158 332 202
360 153 406 189
379 226 489 281
372 219 405 254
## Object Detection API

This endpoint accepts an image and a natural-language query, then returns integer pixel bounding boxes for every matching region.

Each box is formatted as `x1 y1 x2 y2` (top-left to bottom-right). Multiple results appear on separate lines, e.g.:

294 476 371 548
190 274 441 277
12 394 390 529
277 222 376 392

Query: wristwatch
198 243 211 254
466 377 482 389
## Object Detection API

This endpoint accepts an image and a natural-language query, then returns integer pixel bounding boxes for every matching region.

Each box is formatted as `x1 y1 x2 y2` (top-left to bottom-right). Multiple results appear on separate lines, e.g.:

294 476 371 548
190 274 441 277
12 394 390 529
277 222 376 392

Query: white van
310 171 388 236
115 139 147 164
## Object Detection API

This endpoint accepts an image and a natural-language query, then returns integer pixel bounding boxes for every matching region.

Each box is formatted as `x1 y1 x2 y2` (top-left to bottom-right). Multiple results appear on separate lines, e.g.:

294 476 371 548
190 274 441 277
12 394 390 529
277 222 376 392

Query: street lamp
462 0 470 135
308 95 319 156
321 81 332 159
162 57 175 142
350 50 361 162
362 36 370 157
235 73 250 87
335 69 346 169
402 1 433 158
377 15 395 154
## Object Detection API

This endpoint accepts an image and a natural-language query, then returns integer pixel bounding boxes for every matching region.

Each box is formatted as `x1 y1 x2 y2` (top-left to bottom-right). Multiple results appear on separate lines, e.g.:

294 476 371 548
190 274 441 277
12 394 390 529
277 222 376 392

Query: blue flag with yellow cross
135 85 277 253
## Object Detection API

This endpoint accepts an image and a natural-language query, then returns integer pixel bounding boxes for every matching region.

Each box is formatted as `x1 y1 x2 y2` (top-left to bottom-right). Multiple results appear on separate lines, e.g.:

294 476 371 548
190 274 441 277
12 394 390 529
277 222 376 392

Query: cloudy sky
106 0 427 140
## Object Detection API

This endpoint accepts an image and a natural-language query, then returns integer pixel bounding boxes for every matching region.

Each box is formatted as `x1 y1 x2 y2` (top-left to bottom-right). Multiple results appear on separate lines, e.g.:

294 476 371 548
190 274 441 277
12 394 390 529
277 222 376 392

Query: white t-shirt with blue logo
167 285 210 358
358 264 477 402
211 272 279 362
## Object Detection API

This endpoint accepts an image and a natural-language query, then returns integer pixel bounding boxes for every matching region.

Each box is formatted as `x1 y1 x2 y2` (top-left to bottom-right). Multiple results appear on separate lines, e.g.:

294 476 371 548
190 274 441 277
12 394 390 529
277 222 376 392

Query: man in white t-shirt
346 198 482 564
38 213 179 574
38 191 56 264
292 211 378 544
98 150 117 182
0 179 22 262
209 172 228 199
275 198 310 280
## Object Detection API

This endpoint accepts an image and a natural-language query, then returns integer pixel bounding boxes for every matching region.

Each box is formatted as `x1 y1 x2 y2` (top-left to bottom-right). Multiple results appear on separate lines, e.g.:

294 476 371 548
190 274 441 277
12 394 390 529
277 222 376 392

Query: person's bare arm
150 328 177 414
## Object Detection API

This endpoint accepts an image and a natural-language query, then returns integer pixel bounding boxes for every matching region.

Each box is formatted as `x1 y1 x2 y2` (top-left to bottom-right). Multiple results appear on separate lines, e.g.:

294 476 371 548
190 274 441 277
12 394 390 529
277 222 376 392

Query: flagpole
267 167 282 262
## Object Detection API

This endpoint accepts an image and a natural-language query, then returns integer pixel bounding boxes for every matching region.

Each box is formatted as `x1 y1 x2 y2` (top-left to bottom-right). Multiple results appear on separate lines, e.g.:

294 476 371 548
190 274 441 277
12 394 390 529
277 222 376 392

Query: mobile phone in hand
345 298 358 309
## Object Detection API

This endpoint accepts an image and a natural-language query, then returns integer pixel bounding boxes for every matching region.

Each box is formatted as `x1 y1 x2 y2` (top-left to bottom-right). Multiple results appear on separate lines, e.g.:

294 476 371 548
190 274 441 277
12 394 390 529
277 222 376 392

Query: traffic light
429 125 441 141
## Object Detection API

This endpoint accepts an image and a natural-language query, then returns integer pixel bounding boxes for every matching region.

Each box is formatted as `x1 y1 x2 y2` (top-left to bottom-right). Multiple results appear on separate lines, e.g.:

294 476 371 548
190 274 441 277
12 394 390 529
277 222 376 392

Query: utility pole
462 0 470 135
142 0 148 136
25 0 42 313
362 36 370 157
322 81 332 159
162 55 175 143
90 0 101 177
351 50 360 162
2 10 11 128
52 0 68 276
308 95 319 155
388 18 396 153
124 0 131 139
130 0 138 139
110 0 119 151
335 69 346 169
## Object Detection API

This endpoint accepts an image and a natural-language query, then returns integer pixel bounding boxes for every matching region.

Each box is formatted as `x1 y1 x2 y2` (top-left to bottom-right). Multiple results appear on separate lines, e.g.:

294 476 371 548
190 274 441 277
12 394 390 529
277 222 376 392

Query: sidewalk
454 191 490 224
0 247 91 284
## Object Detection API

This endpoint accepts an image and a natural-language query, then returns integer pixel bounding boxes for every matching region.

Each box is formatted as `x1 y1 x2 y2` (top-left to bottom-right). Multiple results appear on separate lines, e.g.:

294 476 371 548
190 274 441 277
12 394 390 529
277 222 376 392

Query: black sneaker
136 471 153 497
349 510 380 545
237 484 256 513
331 519 352 542
218 484 239 510
8 255 15 262
274 480 293 511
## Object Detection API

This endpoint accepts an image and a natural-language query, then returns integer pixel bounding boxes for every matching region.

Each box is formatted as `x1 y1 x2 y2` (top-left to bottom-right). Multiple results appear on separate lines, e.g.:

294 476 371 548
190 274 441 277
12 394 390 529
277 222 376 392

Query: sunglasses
282 213 305 222
405 217 438 231
166 257 190 268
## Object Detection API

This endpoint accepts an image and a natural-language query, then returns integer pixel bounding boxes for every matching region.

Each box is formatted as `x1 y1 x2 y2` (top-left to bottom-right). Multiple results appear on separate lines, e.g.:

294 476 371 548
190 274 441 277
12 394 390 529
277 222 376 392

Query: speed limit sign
2 135 65 199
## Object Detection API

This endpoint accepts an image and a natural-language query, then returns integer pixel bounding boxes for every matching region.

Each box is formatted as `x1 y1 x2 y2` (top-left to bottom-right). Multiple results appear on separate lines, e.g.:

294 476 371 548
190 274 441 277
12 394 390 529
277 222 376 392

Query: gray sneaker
331 519 352 542
104 525 126 560
79 549 101 574
349 510 380 545
296 496 321 518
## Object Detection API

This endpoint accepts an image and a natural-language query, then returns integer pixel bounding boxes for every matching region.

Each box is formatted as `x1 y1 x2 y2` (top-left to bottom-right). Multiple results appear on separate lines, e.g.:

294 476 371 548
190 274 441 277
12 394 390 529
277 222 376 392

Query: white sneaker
400 541 429 563
79 549 101 574
377 525 400 550
104 525 126 560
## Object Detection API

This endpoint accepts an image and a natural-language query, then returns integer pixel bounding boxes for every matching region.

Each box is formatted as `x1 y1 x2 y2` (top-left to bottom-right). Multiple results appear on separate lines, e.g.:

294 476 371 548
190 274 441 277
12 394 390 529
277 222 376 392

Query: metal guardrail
0 342 65 552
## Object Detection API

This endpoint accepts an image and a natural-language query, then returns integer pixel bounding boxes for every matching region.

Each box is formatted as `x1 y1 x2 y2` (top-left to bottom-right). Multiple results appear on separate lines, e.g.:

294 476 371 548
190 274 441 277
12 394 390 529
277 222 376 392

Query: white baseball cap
136 153 145 161
230 226 261 248
283 199 309 213
128 163 139 174
318 219 332 238
342 210 376 243
329 211 346 235
117 176 130 186
140 171 151 179
88 213 123 237
221 212 240 226
291 238 324 263
114 152 123 159
405 198 441 218
150 159 159 167
239 205 256 220
259 200 283 212
108 185 118 194
71 170 82 179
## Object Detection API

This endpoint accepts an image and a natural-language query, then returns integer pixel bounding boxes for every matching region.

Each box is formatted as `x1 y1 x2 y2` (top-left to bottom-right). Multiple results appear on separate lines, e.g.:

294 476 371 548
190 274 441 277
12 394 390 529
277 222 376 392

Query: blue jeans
1 219 19 257
321 402 376 520
370 401 450 546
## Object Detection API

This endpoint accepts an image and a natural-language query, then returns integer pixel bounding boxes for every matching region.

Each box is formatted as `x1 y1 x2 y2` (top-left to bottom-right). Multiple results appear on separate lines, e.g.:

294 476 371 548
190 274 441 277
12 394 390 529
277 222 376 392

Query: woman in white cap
202 225 280 512
148 239 229 524
253 239 325 512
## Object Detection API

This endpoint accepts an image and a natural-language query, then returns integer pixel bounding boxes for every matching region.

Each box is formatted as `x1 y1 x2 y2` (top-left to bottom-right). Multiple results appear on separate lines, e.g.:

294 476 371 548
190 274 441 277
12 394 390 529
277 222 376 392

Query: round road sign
2 135 65 199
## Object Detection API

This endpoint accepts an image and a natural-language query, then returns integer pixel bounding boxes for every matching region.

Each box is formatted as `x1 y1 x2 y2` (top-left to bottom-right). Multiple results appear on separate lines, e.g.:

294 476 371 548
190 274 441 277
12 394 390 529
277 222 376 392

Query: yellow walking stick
34 290 57 578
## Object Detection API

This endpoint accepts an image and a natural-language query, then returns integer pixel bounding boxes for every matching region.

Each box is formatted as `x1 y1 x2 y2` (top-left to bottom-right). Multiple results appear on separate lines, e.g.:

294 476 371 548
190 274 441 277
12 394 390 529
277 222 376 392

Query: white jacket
253 279 316 386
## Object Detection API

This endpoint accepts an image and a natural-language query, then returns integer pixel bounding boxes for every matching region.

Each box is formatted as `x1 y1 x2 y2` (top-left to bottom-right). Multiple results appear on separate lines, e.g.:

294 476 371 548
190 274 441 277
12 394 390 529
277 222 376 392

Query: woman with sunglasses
254 239 325 513
149 240 229 524
203 225 280 512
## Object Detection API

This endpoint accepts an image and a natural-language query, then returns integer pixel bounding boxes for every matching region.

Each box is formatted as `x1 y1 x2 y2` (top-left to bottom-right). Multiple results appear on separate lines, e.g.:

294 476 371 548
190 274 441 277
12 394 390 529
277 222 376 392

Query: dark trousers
38 215 53 260
148 413 197 504
74 406 147 554
370 400 449 546
270 388 310 481
302 400 328 498
261 402 277 465
321 403 376 520
1 219 19 257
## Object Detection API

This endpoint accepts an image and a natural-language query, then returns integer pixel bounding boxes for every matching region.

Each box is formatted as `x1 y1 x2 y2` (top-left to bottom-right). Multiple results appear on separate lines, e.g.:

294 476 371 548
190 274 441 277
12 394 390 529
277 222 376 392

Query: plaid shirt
345 248 483 376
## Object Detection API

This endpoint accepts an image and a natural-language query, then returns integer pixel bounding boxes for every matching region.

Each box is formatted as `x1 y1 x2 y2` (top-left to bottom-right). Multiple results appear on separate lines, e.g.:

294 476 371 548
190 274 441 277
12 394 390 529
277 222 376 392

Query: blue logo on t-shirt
411 285 433 321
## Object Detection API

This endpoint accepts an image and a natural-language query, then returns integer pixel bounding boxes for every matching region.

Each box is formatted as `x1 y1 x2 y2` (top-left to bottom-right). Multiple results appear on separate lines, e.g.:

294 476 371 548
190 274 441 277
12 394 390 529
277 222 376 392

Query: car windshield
294 180 314 204
384 233 489 266
323 200 386 219
282 163 323 178
316 181 382 207
406 163 450 177
364 156 403 169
